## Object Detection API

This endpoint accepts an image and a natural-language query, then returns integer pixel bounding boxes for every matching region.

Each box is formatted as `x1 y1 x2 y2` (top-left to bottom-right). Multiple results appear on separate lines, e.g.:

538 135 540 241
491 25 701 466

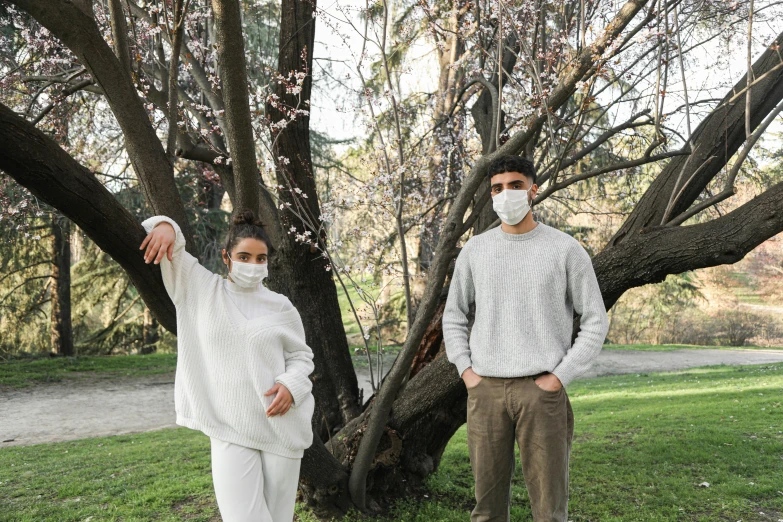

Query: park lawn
0 351 401 389
0 353 179 390
603 343 783 352
2 364 782 521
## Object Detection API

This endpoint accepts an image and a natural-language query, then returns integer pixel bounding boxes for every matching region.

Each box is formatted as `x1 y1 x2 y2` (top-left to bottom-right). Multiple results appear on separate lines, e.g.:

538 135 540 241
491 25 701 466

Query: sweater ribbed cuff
141 215 182 236
550 364 578 388
275 374 311 408
452 354 473 378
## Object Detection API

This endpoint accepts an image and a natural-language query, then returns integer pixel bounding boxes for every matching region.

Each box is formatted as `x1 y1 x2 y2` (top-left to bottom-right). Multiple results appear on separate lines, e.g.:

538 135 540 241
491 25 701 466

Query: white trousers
209 437 302 522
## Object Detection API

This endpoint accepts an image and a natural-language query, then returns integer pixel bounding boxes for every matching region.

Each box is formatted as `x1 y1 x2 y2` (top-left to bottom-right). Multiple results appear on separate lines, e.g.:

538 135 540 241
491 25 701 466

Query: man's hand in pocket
462 367 483 389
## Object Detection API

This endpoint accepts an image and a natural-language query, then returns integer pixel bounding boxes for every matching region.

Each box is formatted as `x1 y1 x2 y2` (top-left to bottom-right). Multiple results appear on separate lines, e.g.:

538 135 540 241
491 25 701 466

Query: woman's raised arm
140 216 214 306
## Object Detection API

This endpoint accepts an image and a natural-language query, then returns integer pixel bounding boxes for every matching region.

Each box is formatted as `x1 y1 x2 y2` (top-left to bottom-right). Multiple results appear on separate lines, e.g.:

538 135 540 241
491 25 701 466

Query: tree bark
50 213 74 356
594 177 783 308
107 0 131 76
166 0 187 161
0 102 177 333
211 0 261 214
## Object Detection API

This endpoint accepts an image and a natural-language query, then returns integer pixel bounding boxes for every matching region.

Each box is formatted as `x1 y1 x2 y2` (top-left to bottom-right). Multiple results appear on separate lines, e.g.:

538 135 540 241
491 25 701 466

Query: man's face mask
492 187 532 225
227 253 268 288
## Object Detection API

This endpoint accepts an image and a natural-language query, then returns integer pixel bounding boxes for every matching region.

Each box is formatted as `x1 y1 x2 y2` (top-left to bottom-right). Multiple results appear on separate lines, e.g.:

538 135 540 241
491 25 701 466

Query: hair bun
233 208 263 227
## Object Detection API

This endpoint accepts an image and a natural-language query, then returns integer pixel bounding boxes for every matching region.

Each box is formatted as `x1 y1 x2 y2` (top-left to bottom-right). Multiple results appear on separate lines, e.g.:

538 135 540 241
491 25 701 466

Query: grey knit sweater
443 222 609 388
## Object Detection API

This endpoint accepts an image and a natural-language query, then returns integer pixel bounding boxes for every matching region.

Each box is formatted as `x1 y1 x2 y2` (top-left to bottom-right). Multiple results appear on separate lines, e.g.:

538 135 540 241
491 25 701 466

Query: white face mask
492 188 532 225
227 254 268 288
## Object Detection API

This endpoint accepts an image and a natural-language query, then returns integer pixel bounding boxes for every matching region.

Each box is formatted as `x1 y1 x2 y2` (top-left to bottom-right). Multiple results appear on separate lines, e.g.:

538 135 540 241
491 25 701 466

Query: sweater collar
221 279 299 329
495 221 544 241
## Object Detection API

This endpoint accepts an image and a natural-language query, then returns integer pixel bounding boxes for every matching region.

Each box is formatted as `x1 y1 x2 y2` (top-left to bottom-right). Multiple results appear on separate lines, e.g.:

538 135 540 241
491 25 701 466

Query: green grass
604 343 783 352
335 279 379 337
0 353 178 390
2 364 782 521
0 350 406 389
728 271 766 305
341 363 783 521
0 429 217 521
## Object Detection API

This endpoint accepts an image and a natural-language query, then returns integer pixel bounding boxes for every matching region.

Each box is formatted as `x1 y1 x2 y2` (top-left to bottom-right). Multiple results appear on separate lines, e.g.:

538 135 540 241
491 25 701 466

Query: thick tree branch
10 0 195 250
665 96 783 226
211 0 260 214
0 102 176 332
595 177 783 308
609 29 783 246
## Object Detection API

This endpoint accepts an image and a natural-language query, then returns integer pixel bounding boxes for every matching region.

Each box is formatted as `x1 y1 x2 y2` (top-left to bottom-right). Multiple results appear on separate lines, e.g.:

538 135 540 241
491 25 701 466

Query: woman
139 209 315 522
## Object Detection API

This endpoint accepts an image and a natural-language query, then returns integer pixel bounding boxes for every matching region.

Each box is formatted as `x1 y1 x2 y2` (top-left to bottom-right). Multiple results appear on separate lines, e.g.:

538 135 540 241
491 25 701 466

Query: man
443 155 609 522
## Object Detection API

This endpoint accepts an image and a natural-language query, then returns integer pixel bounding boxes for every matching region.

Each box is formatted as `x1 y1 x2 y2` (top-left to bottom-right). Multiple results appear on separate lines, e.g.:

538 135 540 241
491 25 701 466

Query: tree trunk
140 305 159 354
265 0 362 432
211 0 260 214
50 213 74 356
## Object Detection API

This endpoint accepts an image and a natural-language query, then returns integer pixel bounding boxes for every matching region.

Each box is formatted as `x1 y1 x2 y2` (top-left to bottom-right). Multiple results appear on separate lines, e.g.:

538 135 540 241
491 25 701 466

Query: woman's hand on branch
140 222 176 264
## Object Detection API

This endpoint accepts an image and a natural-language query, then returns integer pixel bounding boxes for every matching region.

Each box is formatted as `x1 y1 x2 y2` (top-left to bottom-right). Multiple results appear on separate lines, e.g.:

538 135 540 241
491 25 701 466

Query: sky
308 0 438 145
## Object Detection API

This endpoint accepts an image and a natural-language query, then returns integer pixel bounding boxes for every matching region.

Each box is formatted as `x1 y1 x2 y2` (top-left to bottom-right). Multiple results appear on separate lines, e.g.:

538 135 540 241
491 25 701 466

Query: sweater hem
176 415 305 459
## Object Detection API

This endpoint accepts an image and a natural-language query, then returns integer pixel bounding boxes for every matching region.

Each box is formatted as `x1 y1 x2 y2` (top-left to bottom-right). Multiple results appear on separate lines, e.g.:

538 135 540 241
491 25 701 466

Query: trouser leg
466 376 516 522
209 437 272 522
260 451 302 522
512 375 574 522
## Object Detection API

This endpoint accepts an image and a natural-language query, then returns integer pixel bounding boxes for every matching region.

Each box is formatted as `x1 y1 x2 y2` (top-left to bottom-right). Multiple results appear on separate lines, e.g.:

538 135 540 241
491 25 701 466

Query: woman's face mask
227 253 268 288
492 187 532 225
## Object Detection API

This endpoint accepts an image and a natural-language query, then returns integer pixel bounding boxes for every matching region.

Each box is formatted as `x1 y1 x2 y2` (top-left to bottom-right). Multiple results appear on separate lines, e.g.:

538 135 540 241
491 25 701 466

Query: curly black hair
487 155 536 185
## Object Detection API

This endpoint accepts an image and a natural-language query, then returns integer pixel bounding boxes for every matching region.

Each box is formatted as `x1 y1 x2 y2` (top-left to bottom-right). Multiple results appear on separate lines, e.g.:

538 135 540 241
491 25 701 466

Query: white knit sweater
141 216 315 458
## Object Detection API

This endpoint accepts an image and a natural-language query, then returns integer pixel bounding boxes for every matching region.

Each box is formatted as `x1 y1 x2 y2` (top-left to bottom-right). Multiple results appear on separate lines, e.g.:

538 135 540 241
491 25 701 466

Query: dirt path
3 348 783 448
